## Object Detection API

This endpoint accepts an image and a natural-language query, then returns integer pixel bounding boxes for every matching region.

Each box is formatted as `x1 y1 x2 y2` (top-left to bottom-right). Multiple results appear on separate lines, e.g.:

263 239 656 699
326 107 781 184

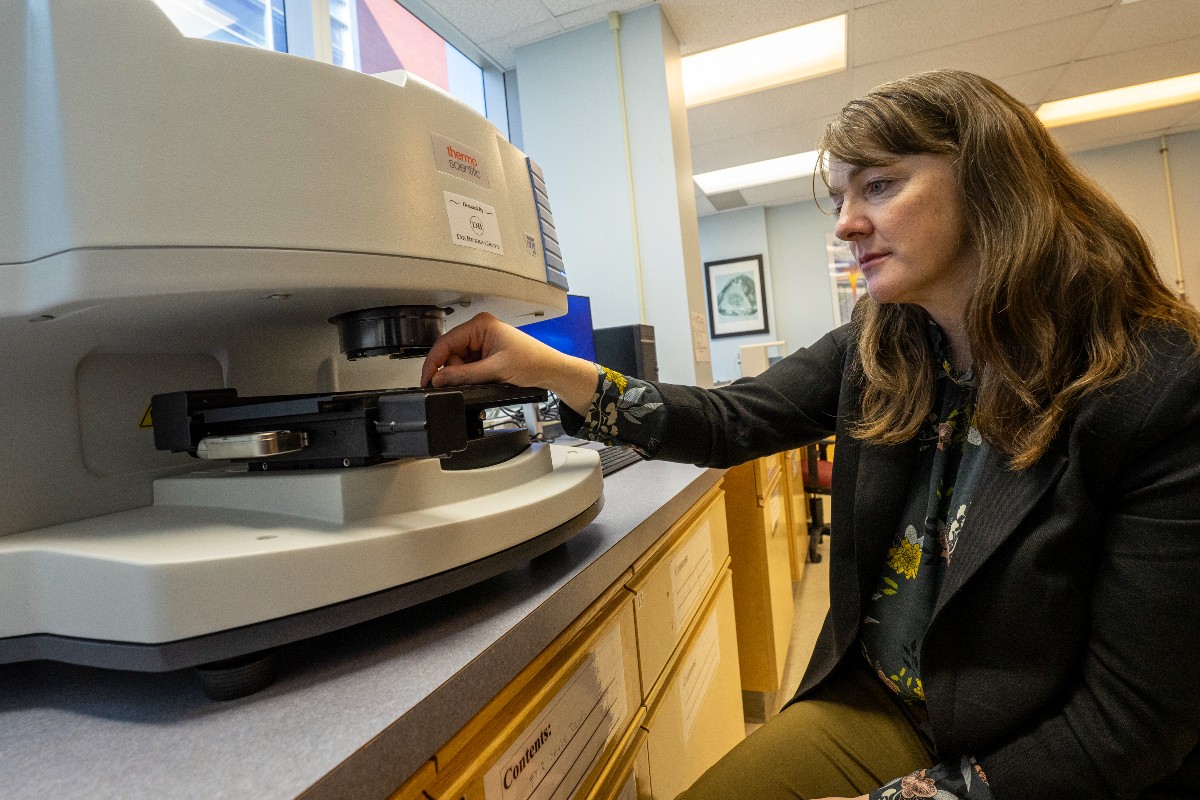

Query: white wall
514 8 712 385
764 201 841 351
1073 131 1200 301
696 130 1200 386
515 23 638 329
698 203 838 382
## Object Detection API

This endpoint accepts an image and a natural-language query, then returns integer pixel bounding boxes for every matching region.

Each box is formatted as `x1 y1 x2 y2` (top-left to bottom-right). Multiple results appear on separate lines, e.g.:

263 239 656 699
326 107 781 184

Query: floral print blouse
861 322 993 799
567 325 994 800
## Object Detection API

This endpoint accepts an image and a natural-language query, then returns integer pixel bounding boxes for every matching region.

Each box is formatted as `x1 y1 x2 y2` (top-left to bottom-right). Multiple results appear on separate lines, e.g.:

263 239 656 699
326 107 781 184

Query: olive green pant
679 661 935 799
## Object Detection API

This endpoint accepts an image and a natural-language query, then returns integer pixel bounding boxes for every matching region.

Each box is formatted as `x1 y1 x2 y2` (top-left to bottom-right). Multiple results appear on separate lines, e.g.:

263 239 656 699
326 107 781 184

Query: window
151 0 287 52
151 0 495 124
334 0 486 117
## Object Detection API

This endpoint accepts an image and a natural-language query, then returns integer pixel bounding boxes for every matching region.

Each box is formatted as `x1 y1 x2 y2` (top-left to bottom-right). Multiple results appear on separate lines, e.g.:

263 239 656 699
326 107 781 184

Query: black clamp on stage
150 384 548 471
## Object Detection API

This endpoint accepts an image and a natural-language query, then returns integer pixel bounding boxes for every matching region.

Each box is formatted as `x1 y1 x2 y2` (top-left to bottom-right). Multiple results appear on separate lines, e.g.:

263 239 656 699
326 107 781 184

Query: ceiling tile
660 0 852 56
554 0 650 32
687 72 853 145
1050 37 1200 99
849 9 1106 96
478 18 566 68
851 0 1112 67
739 175 825 208
1047 103 1200 152
423 0 556 44
1077 0 1200 59
707 189 750 210
542 0 608 14
690 118 832 173
995 65 1069 106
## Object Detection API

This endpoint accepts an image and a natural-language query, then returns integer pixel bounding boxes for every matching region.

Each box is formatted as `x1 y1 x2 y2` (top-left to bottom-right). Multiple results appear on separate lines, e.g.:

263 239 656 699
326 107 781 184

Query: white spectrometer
0 0 601 698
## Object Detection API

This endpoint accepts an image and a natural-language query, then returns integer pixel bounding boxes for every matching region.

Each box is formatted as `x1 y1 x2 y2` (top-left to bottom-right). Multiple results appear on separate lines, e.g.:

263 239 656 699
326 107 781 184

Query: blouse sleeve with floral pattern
870 756 993 800
565 364 667 456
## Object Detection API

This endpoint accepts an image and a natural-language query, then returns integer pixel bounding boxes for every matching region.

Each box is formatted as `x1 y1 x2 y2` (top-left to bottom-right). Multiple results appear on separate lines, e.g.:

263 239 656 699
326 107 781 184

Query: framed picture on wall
704 255 769 338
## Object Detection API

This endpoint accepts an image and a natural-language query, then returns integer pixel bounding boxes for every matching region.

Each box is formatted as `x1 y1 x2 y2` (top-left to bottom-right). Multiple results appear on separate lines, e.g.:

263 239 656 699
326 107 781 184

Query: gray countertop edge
299 463 726 800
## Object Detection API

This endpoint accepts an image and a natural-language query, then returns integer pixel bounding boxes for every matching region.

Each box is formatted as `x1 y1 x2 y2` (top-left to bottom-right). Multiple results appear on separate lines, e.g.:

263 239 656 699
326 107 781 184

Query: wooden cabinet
641 570 742 799
425 482 742 800
428 580 641 800
723 456 796 719
580 723 650 800
388 759 435 800
627 485 730 701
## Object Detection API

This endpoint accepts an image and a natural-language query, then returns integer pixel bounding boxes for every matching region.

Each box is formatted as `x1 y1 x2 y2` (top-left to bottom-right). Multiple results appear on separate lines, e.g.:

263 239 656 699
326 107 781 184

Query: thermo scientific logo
503 724 552 789
432 132 490 189
445 145 477 166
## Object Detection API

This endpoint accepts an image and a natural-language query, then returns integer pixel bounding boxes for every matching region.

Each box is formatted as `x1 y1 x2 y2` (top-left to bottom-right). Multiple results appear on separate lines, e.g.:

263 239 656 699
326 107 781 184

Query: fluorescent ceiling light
681 15 846 108
694 150 821 195
1036 71 1200 128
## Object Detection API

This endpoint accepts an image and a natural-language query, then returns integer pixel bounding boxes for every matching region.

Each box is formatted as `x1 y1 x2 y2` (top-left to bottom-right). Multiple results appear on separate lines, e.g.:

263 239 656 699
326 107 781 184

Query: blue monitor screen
519 294 598 362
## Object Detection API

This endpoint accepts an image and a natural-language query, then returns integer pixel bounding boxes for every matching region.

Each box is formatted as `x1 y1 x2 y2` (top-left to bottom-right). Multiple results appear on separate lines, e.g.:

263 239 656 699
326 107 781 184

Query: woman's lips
857 251 887 271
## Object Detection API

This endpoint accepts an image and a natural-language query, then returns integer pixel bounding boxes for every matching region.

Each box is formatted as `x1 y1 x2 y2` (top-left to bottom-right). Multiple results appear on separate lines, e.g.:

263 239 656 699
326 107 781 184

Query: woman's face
828 153 979 323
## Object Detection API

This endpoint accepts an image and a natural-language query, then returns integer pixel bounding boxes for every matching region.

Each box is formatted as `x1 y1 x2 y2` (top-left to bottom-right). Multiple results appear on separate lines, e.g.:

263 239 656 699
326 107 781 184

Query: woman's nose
835 202 869 241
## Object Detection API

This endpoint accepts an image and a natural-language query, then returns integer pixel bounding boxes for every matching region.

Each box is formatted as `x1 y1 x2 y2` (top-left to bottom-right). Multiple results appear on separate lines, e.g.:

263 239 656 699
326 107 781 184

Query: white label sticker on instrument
670 522 714 631
431 132 490 189
444 191 503 255
679 613 721 746
484 624 628 800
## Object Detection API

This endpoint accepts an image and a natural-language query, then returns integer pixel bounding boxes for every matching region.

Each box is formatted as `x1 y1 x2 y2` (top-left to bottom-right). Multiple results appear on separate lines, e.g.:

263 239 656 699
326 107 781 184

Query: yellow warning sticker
139 404 154 429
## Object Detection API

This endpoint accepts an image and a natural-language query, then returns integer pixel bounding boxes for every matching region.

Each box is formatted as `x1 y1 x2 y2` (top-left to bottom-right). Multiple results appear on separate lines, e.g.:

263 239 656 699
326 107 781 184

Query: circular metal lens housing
329 305 451 360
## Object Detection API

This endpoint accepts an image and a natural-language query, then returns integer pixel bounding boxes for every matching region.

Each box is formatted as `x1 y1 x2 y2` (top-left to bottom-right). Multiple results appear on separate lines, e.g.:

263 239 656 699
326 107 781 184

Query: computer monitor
519 294 598 362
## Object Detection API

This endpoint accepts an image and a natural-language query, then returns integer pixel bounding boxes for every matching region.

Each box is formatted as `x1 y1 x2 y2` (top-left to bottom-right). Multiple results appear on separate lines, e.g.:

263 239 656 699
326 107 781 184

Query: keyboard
597 445 643 476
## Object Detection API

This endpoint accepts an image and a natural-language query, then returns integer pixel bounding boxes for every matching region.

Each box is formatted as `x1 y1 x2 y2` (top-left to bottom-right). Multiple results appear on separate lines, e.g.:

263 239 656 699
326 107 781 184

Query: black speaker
593 324 658 381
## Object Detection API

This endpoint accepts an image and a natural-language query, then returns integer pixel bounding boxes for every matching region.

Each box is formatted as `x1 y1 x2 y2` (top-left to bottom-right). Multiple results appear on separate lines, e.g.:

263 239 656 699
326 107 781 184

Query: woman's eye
866 178 889 194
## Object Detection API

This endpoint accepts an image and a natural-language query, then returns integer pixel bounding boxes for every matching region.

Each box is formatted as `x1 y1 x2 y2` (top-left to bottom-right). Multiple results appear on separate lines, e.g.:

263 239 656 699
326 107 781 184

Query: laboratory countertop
0 458 723 800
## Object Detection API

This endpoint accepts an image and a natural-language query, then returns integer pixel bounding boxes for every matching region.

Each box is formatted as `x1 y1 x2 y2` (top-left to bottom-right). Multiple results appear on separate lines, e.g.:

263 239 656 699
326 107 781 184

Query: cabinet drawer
782 450 809 582
580 718 650 800
726 465 795 695
627 486 729 700
642 570 743 799
763 476 794 681
752 453 782 499
430 594 640 800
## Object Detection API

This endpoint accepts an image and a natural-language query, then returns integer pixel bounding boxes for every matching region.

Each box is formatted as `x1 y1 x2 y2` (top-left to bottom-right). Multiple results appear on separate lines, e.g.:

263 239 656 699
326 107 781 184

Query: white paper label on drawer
770 489 784 535
669 522 714 631
679 614 721 746
616 771 637 800
485 624 628 800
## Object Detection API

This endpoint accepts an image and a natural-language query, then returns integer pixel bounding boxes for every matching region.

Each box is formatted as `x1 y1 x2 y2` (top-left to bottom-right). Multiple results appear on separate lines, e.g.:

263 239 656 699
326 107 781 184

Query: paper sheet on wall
690 312 711 363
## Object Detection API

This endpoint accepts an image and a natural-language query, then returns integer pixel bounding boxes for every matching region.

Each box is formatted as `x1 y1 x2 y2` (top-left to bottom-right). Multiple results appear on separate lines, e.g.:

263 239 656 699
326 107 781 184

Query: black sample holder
151 384 549 471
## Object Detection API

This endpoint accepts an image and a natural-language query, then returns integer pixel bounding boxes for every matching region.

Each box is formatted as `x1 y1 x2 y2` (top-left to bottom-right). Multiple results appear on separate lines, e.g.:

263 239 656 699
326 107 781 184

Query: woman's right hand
420 312 599 415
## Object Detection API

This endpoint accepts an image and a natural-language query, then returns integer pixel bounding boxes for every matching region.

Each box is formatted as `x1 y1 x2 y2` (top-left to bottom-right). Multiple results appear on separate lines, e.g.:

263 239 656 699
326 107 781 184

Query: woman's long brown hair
819 70 1200 469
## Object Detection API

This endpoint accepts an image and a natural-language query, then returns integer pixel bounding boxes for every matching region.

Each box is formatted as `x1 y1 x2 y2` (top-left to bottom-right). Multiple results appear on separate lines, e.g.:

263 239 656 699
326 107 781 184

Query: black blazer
650 323 1200 800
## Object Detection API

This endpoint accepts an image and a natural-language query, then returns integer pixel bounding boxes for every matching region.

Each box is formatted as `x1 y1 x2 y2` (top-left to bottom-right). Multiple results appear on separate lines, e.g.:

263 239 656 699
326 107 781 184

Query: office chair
802 438 834 563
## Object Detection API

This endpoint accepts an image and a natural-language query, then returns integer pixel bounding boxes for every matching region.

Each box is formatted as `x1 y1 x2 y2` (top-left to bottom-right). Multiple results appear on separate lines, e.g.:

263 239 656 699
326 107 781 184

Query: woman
421 70 1200 799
